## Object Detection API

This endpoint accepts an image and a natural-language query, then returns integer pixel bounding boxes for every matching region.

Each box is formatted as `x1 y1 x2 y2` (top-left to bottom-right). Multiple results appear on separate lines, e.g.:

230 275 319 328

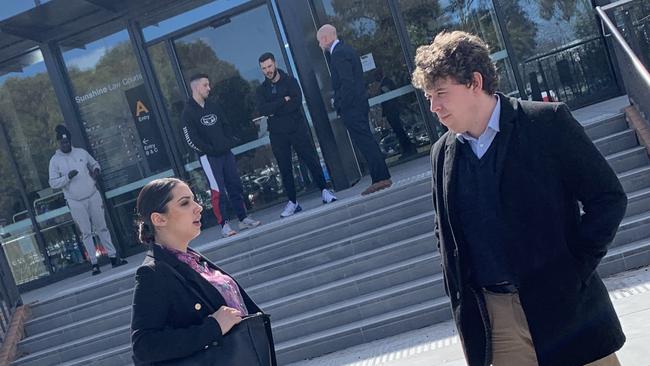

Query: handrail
522 36 601 63
595 5 650 90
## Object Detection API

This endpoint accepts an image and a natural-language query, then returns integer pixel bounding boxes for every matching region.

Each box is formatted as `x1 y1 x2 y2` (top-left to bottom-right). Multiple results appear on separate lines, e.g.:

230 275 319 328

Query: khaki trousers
483 290 621 366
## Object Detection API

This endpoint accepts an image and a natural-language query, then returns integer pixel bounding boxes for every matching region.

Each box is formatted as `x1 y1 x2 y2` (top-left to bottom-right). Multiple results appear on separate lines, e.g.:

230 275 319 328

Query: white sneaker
280 201 302 218
221 222 237 237
240 216 261 229
321 189 337 204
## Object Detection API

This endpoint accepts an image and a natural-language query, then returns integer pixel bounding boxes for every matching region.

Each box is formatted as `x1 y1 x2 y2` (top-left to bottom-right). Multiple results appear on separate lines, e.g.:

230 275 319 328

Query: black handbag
155 313 273 366
145 261 276 366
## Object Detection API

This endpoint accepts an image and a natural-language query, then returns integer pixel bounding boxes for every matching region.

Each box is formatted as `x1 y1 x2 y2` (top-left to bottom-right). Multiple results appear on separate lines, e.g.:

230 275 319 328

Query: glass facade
0 0 625 289
0 50 85 286
62 31 175 257
313 0 433 163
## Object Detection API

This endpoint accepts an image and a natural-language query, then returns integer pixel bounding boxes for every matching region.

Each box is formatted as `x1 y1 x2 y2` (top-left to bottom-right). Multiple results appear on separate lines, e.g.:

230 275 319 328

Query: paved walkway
287 265 650 366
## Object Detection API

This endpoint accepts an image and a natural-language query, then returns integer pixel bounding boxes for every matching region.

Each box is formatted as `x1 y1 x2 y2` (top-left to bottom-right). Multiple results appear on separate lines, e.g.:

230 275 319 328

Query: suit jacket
328 40 369 115
131 244 276 364
430 94 627 366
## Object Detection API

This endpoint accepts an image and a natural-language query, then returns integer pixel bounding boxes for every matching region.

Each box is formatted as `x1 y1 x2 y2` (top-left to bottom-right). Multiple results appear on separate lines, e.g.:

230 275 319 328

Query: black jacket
430 95 627 366
131 244 276 364
328 40 369 115
182 98 235 157
255 69 305 135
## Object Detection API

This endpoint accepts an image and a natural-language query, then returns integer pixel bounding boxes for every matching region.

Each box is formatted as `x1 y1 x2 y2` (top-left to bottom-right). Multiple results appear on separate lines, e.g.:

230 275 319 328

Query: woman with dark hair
130 178 275 364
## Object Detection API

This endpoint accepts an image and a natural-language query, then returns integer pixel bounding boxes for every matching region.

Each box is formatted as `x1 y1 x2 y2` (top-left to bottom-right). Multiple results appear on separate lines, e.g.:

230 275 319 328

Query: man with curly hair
413 31 626 366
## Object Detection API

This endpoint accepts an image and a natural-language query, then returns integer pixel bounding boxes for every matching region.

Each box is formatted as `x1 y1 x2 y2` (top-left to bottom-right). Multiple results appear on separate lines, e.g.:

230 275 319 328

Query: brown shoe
373 179 392 192
360 179 392 196
361 184 377 195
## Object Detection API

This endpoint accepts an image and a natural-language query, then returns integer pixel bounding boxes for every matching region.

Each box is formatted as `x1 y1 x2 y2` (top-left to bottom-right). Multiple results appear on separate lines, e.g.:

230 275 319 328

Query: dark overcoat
329 40 370 116
430 95 627 366
131 244 276 364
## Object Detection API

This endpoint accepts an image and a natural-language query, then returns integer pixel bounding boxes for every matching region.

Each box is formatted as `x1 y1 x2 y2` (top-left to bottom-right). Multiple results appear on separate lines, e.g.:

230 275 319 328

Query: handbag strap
156 259 217 314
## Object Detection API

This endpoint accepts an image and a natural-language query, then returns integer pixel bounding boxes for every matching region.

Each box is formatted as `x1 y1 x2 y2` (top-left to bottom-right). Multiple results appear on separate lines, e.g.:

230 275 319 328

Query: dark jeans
269 123 327 203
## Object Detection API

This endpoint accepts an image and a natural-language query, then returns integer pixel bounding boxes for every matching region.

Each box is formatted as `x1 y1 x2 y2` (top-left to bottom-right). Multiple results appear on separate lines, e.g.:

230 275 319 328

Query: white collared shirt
456 95 501 159
330 39 340 54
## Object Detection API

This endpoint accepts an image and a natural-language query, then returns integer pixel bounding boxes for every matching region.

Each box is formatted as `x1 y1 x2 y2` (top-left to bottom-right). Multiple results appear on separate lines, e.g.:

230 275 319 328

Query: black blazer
430 95 627 366
131 244 275 364
328 40 369 115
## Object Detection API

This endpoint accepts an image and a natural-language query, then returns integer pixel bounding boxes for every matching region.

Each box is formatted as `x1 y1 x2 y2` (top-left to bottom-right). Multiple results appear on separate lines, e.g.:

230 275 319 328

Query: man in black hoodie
256 53 337 218
182 73 260 237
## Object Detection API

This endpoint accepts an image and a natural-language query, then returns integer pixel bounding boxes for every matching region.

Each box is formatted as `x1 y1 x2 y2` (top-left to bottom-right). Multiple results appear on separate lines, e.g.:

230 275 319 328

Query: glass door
151 3 320 215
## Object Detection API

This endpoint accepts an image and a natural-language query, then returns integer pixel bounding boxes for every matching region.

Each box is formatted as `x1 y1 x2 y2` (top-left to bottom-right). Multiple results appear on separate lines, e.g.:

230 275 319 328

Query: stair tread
27 288 133 325
593 128 634 143
620 211 650 226
14 325 130 363
20 305 131 345
249 232 436 291
583 113 626 128
275 274 443 327
237 211 433 276
618 165 650 178
262 253 439 308
276 298 449 351
605 145 646 159
627 186 650 200
219 193 432 267
607 236 650 257
57 344 132 366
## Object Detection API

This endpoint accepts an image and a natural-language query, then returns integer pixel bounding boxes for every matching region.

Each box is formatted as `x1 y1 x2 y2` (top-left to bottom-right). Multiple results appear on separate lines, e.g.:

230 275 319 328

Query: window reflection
503 0 619 106
398 0 519 97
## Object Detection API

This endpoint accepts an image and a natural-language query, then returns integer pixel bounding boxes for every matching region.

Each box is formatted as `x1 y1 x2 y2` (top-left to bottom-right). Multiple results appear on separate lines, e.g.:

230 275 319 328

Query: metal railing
596 0 650 122
521 36 620 109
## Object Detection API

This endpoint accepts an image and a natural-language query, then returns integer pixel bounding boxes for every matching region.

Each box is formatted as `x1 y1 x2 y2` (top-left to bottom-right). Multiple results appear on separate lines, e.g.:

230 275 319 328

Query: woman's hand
210 306 243 335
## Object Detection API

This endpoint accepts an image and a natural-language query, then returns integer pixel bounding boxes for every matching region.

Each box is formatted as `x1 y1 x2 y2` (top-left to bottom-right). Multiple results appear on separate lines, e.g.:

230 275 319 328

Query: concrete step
618 165 650 193
276 297 451 364
58 344 133 366
600 237 650 277
24 288 132 337
247 227 437 304
230 210 434 287
19 305 130 355
27 274 134 320
273 274 445 343
613 212 650 248
12 325 130 366
606 146 650 174
584 114 628 140
263 252 440 321
626 187 650 217
198 175 432 261
261 238 439 321
594 129 639 156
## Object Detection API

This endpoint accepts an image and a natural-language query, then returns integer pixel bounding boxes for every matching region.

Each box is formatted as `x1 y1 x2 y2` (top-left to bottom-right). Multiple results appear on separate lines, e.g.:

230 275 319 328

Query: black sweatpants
341 110 391 183
200 151 247 226
269 123 327 203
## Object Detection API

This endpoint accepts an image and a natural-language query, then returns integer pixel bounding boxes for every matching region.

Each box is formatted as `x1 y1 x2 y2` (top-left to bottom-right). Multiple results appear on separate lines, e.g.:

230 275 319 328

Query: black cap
55 124 71 141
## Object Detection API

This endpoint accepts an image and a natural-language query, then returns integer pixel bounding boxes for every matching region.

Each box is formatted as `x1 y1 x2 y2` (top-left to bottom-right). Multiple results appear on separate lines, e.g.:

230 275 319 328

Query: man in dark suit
317 24 392 195
412 31 626 366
